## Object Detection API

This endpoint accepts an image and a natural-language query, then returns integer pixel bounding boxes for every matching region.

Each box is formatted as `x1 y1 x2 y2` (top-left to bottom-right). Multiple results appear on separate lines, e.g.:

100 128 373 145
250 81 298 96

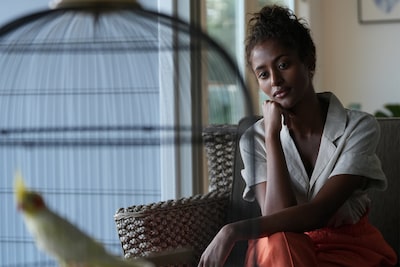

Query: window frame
157 0 205 199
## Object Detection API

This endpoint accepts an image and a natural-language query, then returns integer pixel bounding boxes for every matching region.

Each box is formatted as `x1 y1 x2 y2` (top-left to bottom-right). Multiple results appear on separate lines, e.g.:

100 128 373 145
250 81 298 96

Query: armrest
114 190 230 266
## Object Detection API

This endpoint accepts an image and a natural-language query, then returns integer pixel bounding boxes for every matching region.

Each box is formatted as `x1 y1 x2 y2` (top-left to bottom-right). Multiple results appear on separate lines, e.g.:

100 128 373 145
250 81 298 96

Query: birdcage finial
49 0 139 9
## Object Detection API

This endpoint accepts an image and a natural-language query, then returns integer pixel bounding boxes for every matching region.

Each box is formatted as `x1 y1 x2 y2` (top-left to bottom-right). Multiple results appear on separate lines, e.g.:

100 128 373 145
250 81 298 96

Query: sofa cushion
369 118 400 260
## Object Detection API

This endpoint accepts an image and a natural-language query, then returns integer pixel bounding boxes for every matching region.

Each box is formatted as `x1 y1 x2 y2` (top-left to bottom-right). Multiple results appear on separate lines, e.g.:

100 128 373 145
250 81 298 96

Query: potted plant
374 104 400 117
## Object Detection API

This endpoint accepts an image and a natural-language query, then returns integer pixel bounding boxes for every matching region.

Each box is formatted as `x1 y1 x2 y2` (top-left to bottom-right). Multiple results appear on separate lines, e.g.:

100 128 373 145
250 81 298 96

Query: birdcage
0 0 253 266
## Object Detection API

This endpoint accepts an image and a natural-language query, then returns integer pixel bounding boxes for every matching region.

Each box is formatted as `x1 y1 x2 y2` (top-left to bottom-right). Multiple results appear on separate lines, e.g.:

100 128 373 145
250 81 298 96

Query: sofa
114 117 400 266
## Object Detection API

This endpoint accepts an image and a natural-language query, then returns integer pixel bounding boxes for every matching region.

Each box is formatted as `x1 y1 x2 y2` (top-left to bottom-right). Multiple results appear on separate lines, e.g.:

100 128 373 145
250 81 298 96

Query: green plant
374 104 400 117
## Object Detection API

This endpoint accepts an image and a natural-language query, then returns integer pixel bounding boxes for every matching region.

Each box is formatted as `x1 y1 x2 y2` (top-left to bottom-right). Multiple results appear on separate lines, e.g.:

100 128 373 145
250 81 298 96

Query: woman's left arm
198 173 365 267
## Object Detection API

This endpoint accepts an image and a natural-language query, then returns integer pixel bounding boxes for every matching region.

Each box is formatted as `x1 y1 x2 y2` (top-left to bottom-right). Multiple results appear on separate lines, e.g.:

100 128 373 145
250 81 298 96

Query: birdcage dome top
49 0 138 9
0 1 253 145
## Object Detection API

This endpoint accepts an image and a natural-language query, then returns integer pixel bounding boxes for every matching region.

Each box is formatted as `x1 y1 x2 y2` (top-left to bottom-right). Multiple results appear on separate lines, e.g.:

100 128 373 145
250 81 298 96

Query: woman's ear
309 69 315 79
307 60 316 79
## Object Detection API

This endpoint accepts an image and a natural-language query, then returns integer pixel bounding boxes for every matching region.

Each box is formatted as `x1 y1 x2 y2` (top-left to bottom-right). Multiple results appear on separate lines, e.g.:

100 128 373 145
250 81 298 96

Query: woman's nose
270 70 283 86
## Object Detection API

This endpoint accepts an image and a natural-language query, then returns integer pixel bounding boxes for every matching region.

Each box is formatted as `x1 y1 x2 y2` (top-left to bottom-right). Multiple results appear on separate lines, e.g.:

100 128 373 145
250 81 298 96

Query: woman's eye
258 71 268 79
278 62 288 70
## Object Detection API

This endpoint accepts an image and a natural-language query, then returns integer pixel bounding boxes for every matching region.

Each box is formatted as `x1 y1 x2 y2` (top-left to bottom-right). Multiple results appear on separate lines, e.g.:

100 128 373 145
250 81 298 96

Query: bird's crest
14 170 27 203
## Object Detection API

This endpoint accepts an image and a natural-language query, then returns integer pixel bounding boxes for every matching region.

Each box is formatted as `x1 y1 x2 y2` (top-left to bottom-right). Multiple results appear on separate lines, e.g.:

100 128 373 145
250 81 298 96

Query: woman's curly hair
245 5 316 72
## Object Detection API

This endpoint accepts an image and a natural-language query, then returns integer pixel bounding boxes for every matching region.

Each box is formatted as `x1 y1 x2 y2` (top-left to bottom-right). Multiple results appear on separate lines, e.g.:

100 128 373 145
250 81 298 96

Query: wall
298 0 400 115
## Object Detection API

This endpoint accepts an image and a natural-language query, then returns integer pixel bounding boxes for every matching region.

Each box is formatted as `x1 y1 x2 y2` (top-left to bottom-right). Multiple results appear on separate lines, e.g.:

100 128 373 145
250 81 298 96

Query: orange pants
245 216 397 267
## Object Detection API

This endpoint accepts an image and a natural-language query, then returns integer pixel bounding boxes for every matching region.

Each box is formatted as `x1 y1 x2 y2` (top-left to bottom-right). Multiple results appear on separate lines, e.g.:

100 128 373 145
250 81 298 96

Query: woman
198 5 397 267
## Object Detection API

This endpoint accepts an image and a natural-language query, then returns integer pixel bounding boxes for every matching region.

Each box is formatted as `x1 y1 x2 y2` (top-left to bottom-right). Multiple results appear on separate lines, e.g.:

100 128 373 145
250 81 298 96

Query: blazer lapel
309 92 347 192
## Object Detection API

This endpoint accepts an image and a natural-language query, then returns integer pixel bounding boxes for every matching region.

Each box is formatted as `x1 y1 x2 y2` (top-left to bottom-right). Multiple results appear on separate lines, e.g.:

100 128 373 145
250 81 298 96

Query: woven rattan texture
114 125 237 266
114 190 230 266
202 125 237 192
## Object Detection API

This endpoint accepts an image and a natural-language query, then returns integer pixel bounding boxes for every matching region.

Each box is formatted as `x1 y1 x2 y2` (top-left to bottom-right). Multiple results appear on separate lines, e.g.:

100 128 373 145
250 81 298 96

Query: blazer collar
319 92 347 143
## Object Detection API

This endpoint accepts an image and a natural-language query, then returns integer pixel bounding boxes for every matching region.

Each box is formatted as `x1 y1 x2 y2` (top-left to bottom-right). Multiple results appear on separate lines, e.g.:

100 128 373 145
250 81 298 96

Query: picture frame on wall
358 0 400 23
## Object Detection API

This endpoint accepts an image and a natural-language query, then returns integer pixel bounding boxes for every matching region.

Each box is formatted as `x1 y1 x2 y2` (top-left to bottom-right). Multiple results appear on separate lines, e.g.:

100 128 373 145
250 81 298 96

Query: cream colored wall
297 0 400 114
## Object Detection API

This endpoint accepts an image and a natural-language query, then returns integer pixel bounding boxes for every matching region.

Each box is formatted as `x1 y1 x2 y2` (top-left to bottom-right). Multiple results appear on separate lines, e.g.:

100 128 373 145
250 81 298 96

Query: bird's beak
14 171 27 207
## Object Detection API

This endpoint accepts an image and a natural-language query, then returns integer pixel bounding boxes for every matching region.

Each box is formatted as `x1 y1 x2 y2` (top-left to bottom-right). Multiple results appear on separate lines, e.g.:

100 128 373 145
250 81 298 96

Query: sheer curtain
0 1 196 266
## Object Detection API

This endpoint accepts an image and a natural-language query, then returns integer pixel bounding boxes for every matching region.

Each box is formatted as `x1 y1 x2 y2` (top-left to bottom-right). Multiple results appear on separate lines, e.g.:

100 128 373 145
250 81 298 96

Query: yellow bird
14 173 154 267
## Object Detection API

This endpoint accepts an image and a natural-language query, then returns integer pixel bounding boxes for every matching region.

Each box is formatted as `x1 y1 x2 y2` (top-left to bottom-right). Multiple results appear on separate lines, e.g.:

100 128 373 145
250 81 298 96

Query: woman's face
250 39 313 110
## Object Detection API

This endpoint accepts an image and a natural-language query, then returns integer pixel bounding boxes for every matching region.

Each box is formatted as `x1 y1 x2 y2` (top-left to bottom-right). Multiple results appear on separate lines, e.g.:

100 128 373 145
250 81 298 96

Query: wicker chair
114 122 249 267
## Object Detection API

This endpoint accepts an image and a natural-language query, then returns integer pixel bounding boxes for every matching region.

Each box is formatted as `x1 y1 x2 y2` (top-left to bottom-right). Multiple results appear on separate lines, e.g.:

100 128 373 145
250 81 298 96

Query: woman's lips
273 88 290 99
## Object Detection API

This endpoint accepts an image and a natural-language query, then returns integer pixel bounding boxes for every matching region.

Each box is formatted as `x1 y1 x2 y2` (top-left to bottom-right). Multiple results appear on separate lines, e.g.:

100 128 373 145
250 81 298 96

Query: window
0 1 198 266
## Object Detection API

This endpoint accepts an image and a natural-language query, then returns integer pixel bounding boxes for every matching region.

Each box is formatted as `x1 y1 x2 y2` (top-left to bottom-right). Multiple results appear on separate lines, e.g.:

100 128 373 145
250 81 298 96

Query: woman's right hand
262 100 284 139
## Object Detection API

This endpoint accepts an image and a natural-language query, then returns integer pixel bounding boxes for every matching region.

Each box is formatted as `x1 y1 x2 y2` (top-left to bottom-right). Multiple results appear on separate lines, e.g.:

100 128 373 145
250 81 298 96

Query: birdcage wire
0 7 252 145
